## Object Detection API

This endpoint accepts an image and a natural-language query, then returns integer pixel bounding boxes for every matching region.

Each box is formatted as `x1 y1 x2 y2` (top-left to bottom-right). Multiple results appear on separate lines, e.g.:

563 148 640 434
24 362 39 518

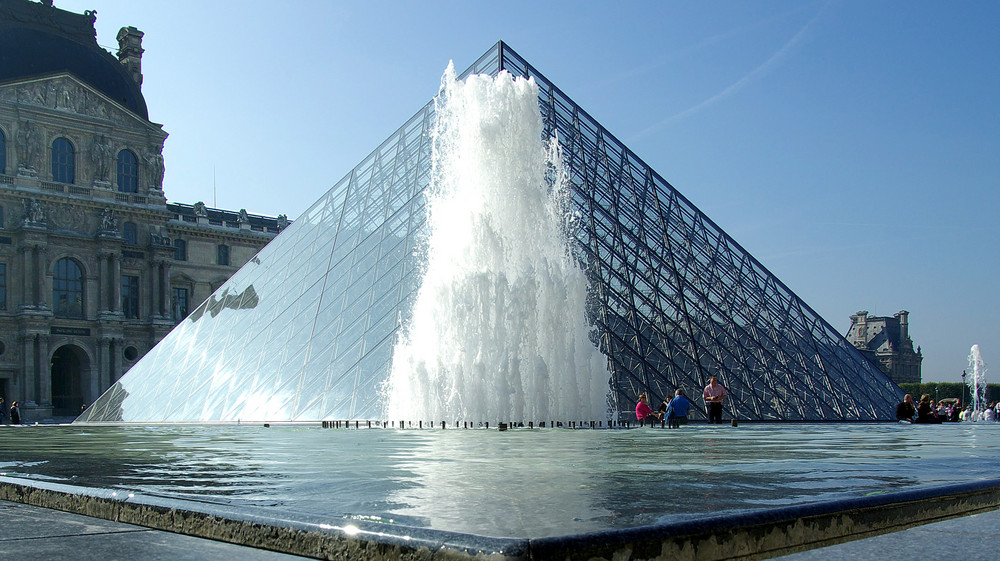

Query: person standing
703 375 728 424
9 401 21 425
0 397 6 424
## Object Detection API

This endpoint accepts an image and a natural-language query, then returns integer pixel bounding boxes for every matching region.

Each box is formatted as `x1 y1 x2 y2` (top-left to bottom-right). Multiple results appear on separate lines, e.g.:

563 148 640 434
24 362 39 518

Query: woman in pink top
635 393 662 425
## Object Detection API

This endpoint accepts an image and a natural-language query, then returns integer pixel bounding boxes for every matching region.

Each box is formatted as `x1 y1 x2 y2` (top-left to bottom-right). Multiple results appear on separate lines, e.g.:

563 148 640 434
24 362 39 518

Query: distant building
847 310 922 384
0 0 286 419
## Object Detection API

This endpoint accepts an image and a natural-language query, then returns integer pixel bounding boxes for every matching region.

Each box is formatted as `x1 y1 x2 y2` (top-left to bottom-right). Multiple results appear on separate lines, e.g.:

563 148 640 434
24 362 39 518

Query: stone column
96 252 107 312
18 246 32 309
19 334 34 401
37 335 51 407
35 246 49 309
109 338 120 383
160 261 171 317
150 259 160 318
112 254 122 313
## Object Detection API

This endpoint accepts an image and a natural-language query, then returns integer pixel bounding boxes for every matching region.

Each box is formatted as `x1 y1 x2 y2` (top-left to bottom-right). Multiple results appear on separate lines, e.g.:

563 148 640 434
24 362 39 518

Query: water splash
383 64 610 422
966 345 988 419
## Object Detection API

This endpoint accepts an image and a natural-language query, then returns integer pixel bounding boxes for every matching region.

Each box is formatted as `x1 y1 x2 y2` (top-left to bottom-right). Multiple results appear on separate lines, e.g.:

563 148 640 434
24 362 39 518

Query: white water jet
383 64 610 423
967 345 988 420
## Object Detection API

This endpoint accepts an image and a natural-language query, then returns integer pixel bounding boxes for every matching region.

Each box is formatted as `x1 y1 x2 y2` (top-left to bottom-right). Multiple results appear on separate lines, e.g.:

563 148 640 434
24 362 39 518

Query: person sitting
665 389 693 428
635 393 662 426
895 394 916 422
915 394 941 424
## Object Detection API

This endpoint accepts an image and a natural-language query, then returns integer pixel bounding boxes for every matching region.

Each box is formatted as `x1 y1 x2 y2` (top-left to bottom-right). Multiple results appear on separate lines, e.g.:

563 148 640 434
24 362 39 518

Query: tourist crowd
896 393 1000 423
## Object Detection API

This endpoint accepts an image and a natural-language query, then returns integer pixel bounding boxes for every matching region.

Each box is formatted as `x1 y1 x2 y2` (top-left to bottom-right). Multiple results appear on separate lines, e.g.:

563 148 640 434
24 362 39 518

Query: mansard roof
0 0 149 119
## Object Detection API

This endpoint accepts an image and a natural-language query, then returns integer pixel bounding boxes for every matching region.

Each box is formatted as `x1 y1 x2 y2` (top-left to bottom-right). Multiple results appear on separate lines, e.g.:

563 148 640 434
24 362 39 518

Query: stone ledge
1 475 998 561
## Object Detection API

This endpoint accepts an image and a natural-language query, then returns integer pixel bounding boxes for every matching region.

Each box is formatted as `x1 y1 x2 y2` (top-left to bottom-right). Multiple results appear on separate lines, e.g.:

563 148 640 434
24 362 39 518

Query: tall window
173 238 187 261
217 244 230 266
0 263 6 311
0 129 6 174
122 275 139 319
117 149 138 193
172 287 189 322
52 137 75 184
53 258 84 318
123 221 137 245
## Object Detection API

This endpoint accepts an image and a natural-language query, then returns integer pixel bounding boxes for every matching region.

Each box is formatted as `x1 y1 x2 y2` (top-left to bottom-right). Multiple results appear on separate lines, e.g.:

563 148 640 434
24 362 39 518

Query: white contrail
632 2 831 140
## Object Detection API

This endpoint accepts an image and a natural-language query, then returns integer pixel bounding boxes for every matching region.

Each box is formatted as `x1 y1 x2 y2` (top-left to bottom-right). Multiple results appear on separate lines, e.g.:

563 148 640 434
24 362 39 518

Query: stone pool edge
1 475 998 561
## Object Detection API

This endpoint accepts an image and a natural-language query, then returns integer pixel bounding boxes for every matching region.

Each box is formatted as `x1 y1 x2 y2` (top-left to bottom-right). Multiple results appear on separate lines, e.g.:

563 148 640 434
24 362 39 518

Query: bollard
441 421 446 430
485 422 489 429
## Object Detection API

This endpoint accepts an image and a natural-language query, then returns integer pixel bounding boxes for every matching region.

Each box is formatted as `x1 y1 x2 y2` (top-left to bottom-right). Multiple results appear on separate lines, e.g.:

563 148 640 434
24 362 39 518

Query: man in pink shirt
703 375 728 424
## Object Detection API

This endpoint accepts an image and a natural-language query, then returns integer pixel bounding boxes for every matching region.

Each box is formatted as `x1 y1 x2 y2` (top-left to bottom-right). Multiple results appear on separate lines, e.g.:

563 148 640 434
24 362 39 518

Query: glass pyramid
78 42 902 423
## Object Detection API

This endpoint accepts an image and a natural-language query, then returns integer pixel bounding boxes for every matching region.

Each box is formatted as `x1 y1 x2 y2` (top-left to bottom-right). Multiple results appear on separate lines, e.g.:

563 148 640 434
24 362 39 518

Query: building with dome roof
0 0 285 420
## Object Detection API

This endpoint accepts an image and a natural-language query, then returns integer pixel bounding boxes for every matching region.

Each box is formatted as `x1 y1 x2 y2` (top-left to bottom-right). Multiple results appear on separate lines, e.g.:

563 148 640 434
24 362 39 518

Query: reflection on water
0 423 997 538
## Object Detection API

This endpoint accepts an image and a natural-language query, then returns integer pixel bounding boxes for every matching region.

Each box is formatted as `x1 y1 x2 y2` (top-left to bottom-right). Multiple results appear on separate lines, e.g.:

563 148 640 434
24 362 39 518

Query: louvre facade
0 0 285 421
79 42 903 423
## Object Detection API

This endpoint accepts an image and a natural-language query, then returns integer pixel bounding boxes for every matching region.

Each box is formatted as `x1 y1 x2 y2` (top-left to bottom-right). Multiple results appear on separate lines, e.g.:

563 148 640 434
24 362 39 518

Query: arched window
0 129 6 174
52 137 75 184
117 149 138 193
53 258 84 318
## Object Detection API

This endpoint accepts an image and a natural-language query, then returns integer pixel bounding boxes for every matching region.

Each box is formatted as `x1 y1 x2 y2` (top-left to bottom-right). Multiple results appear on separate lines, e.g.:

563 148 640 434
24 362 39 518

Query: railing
115 193 147 204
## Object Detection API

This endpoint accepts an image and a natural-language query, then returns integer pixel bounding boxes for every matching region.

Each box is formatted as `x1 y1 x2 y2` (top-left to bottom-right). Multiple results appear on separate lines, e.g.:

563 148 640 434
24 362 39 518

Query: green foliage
898 382 1000 405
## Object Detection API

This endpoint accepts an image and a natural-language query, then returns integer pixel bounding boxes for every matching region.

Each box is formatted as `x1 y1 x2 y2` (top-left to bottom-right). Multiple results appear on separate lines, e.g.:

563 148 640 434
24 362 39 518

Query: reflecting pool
1 423 997 538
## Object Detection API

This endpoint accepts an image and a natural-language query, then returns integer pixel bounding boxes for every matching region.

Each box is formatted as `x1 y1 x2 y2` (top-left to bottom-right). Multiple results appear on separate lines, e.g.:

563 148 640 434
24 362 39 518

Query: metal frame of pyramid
78 42 902 423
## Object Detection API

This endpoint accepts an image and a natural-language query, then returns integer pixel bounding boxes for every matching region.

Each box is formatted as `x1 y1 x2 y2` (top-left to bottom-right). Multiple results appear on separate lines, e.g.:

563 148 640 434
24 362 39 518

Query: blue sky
59 0 998 384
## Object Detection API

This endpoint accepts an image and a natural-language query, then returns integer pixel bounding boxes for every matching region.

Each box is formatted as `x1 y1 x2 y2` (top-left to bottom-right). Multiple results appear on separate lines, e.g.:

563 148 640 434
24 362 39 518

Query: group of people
635 375 729 427
0 397 22 425
896 393 1000 423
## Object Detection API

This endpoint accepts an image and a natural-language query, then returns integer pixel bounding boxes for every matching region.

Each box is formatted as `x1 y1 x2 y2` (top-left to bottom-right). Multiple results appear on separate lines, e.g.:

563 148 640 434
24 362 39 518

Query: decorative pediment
0 73 157 129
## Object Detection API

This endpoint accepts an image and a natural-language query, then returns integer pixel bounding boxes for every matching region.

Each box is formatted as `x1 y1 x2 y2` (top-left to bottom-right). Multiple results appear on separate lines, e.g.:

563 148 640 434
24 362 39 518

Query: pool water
1 422 997 538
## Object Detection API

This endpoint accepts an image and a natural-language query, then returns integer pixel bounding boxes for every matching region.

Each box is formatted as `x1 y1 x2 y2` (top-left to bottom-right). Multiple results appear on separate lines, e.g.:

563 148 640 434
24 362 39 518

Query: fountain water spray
967 345 988 420
383 64 610 423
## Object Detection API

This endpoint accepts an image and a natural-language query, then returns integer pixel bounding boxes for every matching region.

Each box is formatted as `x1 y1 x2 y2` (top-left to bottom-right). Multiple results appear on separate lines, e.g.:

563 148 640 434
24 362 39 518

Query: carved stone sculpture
144 146 165 189
90 135 113 183
22 198 46 225
99 207 118 233
15 120 41 176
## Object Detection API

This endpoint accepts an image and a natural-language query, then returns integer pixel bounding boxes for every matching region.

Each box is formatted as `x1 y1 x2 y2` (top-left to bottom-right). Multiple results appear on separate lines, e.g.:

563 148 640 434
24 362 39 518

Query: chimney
896 310 909 342
117 26 144 87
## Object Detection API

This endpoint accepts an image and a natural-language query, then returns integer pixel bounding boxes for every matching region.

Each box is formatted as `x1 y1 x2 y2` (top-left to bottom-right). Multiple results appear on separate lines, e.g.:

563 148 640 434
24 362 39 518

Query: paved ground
0 500 310 561
1 498 997 560
772 507 1000 561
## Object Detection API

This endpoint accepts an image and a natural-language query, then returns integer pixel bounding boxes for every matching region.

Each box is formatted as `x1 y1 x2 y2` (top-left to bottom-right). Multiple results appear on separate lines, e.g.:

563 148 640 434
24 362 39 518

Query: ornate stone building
846 310 922 384
0 0 285 419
